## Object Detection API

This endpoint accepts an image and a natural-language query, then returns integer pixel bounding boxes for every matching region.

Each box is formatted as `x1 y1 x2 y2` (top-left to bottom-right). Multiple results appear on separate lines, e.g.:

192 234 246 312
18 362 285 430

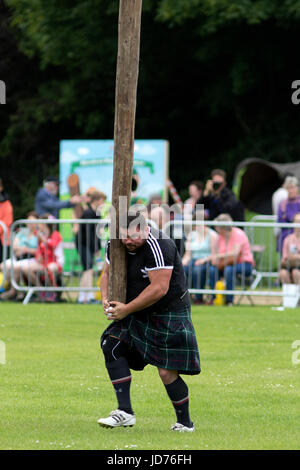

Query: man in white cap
34 176 83 218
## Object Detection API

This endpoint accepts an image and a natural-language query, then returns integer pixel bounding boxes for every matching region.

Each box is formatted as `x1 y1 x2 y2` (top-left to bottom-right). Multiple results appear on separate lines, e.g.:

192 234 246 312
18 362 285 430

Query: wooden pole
109 0 143 302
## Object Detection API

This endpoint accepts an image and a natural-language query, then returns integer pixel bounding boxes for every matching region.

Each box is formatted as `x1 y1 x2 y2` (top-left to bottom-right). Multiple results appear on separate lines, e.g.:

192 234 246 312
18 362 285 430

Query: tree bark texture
109 0 143 302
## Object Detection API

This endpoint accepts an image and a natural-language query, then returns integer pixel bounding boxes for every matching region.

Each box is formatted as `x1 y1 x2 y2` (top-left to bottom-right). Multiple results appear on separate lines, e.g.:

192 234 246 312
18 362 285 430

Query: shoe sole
98 421 135 428
171 429 194 433
171 425 195 432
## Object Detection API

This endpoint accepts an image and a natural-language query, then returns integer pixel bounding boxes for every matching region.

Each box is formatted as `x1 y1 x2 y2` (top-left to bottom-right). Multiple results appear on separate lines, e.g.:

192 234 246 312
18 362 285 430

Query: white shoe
171 422 195 432
97 409 136 428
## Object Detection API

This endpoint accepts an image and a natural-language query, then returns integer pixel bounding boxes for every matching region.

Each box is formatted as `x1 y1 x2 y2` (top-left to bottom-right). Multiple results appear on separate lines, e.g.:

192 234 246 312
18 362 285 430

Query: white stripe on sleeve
146 238 162 267
148 232 165 266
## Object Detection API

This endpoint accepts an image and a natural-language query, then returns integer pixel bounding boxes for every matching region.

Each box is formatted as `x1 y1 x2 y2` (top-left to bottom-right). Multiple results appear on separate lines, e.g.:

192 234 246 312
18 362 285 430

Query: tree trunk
109 0 143 302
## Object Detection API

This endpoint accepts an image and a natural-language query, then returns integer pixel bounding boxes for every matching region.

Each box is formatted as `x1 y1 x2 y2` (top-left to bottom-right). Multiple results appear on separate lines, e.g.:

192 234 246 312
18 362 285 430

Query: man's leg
209 264 219 300
291 268 300 285
224 265 234 304
98 335 136 428
158 368 194 431
0 263 20 300
280 268 291 284
47 262 59 287
21 262 43 287
192 263 206 302
78 269 94 302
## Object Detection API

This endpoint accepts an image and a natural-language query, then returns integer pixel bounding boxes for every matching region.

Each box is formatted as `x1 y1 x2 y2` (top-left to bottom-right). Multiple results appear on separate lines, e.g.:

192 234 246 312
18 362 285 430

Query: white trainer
97 409 136 428
171 422 195 432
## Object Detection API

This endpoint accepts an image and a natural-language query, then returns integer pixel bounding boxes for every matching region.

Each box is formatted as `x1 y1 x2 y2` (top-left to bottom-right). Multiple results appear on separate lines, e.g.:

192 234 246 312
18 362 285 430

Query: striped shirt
105 227 188 314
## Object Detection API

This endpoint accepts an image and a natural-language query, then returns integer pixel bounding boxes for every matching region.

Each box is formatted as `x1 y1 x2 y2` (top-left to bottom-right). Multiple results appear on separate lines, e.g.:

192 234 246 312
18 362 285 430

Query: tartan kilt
100 301 201 376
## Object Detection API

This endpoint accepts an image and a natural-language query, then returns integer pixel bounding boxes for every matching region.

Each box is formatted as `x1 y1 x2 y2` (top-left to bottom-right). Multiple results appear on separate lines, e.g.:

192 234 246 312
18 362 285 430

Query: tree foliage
1 0 300 217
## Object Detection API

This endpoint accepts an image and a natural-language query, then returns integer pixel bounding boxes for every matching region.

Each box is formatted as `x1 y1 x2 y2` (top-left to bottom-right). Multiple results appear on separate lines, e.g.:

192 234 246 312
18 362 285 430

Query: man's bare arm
100 261 110 310
108 269 173 321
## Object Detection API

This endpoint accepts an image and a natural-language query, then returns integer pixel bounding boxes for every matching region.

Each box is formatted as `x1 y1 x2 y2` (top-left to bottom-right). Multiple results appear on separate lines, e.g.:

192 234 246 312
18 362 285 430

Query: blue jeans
210 262 252 304
184 260 215 301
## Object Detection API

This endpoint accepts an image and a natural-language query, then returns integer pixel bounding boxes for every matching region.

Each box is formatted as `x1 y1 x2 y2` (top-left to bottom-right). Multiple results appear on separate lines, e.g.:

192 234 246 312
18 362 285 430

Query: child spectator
21 214 64 301
0 211 39 301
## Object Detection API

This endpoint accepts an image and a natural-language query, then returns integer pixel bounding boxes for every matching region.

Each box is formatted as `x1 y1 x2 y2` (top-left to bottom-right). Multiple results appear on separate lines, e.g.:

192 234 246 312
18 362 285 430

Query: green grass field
0 302 299 450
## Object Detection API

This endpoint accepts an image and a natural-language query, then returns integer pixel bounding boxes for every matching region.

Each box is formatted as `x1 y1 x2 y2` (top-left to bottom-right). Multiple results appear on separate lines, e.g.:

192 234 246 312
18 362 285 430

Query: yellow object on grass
213 279 226 305
94 269 104 301
0 272 10 291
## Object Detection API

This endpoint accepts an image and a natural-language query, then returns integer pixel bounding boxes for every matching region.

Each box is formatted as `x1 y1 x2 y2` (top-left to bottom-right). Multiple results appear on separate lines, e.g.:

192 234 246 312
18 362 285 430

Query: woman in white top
182 212 218 304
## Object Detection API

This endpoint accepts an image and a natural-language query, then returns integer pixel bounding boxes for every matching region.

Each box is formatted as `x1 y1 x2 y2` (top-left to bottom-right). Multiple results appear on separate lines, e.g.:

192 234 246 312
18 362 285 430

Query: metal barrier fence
163 219 300 304
1 216 300 305
0 220 8 291
7 218 112 304
6 218 158 304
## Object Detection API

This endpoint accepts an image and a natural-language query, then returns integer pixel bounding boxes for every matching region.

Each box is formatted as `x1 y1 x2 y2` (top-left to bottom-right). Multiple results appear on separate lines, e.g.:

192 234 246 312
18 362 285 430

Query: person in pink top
280 212 300 285
210 213 254 305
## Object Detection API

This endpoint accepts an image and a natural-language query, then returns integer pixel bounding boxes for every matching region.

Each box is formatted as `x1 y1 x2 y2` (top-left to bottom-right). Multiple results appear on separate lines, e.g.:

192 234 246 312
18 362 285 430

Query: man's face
212 175 225 193
120 226 149 252
46 182 58 195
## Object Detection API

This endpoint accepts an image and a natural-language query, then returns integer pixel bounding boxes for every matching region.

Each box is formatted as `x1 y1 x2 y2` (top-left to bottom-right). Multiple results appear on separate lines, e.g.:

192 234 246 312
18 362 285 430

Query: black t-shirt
77 205 101 251
198 187 244 221
105 227 188 314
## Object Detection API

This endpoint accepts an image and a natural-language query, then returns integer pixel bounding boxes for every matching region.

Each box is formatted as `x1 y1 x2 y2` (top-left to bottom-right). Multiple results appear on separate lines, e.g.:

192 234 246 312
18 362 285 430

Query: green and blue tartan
100 301 201 375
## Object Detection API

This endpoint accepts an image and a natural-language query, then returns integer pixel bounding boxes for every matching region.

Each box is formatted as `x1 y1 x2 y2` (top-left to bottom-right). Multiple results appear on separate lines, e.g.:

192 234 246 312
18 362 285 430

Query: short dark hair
211 169 226 181
119 211 147 231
